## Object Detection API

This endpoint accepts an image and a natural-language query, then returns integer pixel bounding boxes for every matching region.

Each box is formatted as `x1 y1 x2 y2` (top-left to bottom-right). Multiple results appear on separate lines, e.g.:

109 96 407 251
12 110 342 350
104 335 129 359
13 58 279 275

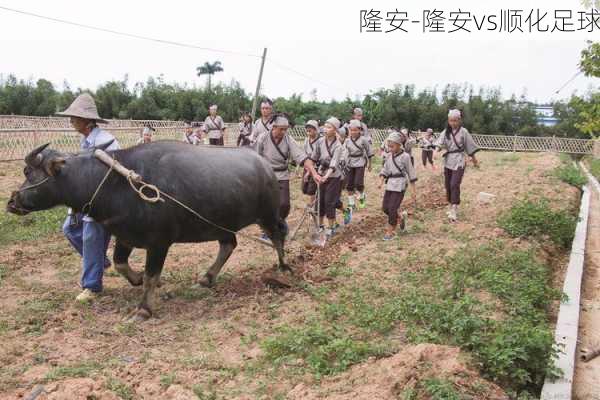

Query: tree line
0 73 596 138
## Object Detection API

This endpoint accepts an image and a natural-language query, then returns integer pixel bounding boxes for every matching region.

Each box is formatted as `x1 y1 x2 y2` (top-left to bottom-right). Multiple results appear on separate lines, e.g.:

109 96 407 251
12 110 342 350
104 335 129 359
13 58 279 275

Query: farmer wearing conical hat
378 131 417 241
57 93 120 303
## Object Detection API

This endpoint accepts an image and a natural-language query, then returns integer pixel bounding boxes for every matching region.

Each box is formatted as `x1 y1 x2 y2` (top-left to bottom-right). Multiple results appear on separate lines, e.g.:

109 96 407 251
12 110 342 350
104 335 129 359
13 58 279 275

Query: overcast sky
0 0 598 104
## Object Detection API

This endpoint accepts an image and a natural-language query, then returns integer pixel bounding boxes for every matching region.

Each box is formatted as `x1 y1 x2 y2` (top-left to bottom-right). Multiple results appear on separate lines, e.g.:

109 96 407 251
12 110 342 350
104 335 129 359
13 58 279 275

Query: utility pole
251 48 267 119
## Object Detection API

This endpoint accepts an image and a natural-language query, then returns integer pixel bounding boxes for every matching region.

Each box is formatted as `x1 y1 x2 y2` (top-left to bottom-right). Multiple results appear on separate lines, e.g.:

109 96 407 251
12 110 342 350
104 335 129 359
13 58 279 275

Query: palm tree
196 61 224 91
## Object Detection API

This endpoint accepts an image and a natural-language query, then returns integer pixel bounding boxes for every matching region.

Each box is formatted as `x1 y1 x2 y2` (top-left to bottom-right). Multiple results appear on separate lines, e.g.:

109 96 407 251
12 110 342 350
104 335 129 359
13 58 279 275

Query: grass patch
553 163 587 188
45 360 103 381
495 152 520 166
261 318 387 378
498 197 577 248
587 157 600 180
262 242 562 394
0 203 66 247
396 243 562 393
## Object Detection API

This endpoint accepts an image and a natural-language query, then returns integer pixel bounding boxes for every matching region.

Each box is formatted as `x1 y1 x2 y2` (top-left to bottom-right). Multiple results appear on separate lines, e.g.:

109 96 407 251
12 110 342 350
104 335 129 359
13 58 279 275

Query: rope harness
90 150 275 249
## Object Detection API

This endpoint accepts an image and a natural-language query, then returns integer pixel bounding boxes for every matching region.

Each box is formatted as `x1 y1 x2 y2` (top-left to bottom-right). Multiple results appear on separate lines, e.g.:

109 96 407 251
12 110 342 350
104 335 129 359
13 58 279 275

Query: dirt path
573 181 600 399
0 151 579 399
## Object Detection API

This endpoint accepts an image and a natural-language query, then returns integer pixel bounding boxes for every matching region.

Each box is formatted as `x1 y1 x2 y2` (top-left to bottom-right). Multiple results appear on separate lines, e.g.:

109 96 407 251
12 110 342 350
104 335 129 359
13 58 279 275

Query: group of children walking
247 102 480 241
175 101 480 241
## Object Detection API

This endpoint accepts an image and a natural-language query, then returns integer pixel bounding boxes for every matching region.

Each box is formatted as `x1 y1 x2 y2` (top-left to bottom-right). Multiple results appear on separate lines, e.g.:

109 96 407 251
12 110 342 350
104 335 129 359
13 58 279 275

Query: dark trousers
444 167 465 205
301 175 317 196
422 150 433 166
346 166 365 193
209 137 224 146
319 177 342 219
382 190 405 226
237 135 251 146
278 180 291 220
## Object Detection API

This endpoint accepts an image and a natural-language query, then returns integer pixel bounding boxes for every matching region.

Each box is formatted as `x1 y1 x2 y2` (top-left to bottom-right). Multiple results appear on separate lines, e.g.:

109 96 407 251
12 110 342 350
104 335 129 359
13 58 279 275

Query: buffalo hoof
127 273 144 287
126 307 152 323
197 275 215 288
278 263 293 273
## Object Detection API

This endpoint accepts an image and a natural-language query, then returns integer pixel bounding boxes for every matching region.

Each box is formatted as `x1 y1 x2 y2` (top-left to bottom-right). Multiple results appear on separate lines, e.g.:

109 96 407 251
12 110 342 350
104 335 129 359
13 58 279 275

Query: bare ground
0 151 578 399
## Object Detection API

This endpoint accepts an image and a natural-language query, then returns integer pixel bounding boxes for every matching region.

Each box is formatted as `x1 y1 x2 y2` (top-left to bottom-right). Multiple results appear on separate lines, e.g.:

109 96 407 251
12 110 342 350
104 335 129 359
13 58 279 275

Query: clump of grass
261 318 386 378
498 197 577 248
105 377 134 400
396 243 562 393
45 361 102 381
553 163 587 188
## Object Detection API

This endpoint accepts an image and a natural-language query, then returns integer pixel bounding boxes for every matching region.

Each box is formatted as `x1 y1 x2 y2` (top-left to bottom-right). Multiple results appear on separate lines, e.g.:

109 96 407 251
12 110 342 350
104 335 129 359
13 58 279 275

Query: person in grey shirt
203 105 226 146
344 119 374 211
256 114 318 237
351 107 371 144
434 109 480 222
378 131 417 240
250 98 274 145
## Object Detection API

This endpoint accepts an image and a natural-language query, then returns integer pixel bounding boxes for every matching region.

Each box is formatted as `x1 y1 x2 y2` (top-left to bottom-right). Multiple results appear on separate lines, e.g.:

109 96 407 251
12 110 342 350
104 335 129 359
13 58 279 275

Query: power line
554 69 583 95
0 4 346 94
267 58 345 92
0 5 261 59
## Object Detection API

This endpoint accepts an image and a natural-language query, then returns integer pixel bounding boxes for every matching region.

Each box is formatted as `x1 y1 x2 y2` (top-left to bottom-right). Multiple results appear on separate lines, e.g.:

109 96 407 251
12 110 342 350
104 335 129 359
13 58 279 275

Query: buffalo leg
128 245 169 322
113 240 143 286
261 220 290 272
198 236 237 288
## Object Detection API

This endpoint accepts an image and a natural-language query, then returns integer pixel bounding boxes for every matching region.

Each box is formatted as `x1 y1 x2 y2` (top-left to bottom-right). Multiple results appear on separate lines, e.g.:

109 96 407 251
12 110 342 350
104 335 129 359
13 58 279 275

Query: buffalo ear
45 157 66 177
94 140 115 152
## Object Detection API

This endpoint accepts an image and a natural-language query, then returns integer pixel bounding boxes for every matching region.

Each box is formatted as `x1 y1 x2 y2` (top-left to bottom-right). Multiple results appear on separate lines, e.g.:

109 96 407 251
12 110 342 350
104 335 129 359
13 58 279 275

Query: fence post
594 137 600 159
512 134 517 153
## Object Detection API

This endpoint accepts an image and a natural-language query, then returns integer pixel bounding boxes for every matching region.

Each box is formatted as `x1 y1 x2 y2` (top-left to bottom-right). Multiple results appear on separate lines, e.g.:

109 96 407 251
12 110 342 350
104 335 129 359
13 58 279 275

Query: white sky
0 0 598 104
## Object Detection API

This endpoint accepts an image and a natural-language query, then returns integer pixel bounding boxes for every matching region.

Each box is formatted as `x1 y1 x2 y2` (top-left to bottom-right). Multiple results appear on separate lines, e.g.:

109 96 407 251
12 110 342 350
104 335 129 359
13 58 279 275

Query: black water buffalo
7 141 288 321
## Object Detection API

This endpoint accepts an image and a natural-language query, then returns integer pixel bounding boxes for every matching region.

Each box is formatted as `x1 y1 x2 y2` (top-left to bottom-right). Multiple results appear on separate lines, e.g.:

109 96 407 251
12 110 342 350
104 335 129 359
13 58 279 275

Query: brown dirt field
0 151 579 399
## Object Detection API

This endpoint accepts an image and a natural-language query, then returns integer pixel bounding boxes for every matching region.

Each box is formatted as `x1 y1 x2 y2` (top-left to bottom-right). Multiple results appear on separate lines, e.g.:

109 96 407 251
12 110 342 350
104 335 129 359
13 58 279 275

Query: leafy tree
196 61 224 91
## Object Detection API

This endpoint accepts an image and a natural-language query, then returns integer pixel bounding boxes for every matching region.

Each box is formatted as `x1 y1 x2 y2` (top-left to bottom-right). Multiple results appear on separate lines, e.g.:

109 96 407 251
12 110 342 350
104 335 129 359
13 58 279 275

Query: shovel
309 184 328 247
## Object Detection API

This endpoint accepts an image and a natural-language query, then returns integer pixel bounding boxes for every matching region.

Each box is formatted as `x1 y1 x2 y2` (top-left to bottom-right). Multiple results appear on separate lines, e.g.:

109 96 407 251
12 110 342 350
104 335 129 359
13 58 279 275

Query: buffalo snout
6 191 30 215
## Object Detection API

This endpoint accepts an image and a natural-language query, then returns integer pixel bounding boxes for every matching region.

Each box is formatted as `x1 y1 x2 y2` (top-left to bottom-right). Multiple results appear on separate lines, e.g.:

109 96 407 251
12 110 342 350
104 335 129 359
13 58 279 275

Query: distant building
535 105 559 127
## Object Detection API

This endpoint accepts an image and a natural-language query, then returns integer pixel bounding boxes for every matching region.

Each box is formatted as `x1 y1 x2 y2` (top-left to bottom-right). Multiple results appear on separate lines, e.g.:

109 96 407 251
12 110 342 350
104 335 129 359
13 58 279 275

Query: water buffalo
7 141 288 321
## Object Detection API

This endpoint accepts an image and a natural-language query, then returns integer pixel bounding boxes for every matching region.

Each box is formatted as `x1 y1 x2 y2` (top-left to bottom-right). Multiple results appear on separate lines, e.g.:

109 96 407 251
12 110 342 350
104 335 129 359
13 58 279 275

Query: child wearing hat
137 125 155 145
256 113 317 238
378 131 417 241
419 128 436 171
345 119 373 211
203 105 226 146
434 109 480 222
238 112 253 147
309 117 345 237
351 107 371 144
301 120 322 206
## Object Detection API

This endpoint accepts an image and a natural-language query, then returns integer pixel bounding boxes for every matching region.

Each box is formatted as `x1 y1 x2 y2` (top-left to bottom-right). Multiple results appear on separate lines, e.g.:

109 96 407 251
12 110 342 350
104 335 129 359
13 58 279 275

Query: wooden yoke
93 149 142 183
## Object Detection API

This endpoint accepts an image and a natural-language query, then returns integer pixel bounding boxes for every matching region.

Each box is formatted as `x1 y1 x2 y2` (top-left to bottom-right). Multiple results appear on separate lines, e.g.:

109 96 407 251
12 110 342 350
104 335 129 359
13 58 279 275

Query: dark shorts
301 175 317 196
422 150 433 166
319 177 342 219
279 180 291 220
444 167 465 205
209 137 224 146
346 166 366 193
382 190 405 226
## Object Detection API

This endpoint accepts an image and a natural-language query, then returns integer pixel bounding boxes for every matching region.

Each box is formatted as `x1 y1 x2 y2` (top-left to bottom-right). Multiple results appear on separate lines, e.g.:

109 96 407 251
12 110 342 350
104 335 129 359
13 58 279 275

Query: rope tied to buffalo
92 151 276 249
